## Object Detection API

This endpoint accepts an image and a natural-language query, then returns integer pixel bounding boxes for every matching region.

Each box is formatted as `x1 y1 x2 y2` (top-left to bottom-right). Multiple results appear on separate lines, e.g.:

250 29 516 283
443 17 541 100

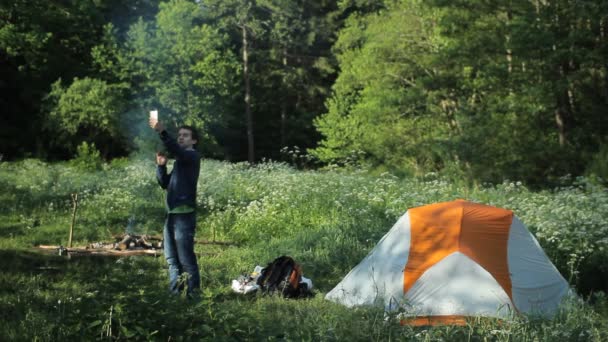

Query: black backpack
256 256 310 298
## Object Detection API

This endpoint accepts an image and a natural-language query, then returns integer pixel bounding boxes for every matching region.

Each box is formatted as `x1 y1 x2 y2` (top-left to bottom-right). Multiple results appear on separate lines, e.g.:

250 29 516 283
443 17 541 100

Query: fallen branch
111 234 239 246
117 234 134 250
68 193 78 248
36 245 162 256
34 245 218 257
34 232 237 258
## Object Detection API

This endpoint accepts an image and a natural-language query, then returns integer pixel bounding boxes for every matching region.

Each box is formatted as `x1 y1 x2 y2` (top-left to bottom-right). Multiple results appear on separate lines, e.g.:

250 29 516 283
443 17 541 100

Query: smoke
117 107 160 159
110 0 234 161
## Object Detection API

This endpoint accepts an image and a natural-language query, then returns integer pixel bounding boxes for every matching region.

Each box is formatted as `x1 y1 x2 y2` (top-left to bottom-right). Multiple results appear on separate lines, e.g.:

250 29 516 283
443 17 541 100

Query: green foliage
199 0 343 160
586 142 608 183
91 23 133 85
91 0 242 157
0 159 164 246
46 77 128 157
3 0 606 185
0 0 155 159
432 0 608 185
312 1 452 175
151 0 241 126
70 142 103 172
1 159 608 339
313 0 608 185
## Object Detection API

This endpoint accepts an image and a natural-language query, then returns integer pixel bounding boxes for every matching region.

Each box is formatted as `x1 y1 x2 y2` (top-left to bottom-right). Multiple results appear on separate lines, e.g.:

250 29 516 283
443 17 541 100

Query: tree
0 0 161 160
200 0 269 163
255 0 341 156
46 77 127 158
431 0 608 183
312 1 449 174
200 0 345 162
91 0 240 157
314 0 608 184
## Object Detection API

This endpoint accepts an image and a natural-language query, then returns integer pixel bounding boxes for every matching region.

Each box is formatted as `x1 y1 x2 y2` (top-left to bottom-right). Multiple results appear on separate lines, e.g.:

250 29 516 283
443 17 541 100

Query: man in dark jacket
150 117 201 295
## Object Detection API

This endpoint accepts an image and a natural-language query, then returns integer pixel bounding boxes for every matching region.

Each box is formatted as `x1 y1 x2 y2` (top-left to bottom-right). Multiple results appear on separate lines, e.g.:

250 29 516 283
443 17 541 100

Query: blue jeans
163 212 200 294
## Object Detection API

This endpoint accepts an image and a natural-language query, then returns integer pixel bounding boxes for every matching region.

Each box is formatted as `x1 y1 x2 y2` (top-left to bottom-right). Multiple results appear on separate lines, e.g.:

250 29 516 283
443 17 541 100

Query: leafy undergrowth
1 159 607 340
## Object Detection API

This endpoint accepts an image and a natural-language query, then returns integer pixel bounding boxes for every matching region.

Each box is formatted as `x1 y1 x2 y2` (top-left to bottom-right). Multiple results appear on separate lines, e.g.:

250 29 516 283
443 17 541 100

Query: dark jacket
156 130 200 210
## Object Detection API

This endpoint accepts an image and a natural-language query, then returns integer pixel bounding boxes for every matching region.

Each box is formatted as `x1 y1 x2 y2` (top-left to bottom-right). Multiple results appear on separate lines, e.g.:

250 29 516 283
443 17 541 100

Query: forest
2 0 606 185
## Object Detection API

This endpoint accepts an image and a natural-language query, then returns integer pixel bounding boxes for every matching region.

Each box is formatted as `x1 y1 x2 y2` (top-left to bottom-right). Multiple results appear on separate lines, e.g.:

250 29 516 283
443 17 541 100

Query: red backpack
256 256 308 298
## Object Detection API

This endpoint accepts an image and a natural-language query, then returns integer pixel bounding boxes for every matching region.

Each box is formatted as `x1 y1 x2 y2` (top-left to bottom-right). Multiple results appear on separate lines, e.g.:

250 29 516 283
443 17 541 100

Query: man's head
177 125 198 149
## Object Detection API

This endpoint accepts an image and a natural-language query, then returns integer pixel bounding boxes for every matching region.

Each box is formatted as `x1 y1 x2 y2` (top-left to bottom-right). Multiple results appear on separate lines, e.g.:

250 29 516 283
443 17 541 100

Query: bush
587 142 608 184
69 142 103 171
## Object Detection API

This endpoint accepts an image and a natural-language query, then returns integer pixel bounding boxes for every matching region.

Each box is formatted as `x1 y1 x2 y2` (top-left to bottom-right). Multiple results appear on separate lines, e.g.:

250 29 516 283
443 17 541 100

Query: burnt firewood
135 236 153 249
117 234 134 250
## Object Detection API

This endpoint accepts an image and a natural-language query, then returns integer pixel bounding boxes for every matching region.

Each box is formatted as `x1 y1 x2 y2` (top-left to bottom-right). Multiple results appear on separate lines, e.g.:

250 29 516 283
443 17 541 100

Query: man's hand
149 117 165 133
156 152 168 166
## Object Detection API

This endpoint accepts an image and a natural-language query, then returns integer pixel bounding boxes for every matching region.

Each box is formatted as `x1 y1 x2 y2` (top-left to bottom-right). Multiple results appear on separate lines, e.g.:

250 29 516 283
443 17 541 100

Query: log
68 193 78 248
38 245 64 250
111 233 239 246
135 236 153 249
35 245 162 256
112 234 162 242
34 231 238 258
87 242 116 250
81 248 161 256
117 234 134 251
34 245 218 257
145 235 238 247
197 240 239 246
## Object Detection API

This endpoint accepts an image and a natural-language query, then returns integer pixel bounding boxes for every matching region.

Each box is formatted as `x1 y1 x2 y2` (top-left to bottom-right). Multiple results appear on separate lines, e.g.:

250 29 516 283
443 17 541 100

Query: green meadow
1 159 607 340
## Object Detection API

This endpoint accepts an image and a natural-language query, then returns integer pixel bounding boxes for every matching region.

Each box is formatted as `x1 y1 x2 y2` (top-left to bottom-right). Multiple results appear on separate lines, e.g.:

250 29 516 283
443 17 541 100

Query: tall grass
1 158 607 340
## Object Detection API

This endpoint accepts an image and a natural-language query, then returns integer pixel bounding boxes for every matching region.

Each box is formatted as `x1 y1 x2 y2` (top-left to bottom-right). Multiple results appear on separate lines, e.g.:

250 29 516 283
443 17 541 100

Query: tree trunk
550 3 569 148
602 18 608 100
555 63 571 147
280 47 288 148
506 7 513 75
555 104 568 147
242 26 254 163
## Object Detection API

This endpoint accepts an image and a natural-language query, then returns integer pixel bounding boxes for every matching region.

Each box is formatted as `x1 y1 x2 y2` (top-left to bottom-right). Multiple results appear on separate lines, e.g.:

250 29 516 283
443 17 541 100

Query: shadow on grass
0 249 194 340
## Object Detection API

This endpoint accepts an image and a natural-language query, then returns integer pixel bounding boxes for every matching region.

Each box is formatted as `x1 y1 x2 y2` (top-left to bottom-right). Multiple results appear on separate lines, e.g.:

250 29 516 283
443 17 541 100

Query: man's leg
163 214 182 294
173 212 200 293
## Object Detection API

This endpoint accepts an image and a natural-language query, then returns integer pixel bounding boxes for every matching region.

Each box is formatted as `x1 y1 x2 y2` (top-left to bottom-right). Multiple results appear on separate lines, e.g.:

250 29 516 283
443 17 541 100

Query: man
149 117 201 295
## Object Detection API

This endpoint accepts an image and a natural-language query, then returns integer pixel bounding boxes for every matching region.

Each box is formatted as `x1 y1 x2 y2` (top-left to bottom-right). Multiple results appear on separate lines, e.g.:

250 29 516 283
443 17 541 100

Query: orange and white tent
325 200 570 325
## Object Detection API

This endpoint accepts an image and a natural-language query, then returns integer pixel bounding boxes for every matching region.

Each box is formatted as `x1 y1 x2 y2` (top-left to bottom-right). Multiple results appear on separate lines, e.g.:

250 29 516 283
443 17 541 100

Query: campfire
92 234 163 251
35 195 236 257
37 234 164 256
36 233 237 257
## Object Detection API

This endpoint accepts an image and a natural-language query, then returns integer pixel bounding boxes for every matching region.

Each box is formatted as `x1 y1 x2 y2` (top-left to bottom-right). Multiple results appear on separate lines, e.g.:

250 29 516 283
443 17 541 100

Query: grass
1 158 607 340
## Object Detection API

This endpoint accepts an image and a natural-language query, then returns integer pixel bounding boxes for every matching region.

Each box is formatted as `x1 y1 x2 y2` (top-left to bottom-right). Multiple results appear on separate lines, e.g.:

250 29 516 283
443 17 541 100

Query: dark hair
178 125 199 143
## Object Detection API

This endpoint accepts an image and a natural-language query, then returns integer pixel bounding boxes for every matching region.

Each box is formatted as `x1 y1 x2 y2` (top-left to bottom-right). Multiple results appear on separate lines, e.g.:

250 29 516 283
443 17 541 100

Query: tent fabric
325 214 411 308
325 200 569 323
404 252 513 317
507 217 570 313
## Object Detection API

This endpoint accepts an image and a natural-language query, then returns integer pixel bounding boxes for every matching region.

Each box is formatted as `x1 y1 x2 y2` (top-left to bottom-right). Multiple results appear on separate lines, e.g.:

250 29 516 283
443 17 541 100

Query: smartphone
149 110 158 120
